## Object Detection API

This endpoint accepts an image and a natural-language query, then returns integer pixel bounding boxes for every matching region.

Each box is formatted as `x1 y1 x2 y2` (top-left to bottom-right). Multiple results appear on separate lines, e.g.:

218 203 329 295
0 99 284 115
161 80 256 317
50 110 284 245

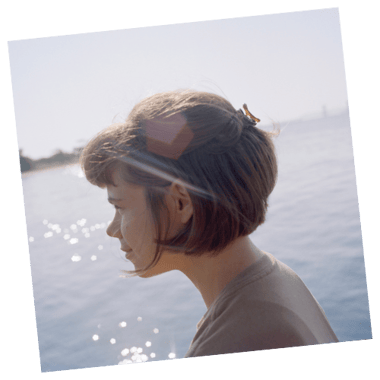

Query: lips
121 248 133 260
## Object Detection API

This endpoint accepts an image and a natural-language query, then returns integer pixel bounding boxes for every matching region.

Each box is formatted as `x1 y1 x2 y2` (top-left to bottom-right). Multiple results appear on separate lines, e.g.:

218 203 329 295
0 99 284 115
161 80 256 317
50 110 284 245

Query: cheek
120 210 155 244
119 212 137 238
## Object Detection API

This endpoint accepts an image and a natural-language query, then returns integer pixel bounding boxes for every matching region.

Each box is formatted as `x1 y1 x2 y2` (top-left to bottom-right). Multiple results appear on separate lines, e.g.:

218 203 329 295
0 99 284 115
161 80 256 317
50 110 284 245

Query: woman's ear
168 179 193 224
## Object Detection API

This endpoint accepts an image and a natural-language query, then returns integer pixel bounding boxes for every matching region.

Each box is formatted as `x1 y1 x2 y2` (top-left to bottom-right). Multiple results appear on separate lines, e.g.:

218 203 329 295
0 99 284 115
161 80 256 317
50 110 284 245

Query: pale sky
9 8 348 159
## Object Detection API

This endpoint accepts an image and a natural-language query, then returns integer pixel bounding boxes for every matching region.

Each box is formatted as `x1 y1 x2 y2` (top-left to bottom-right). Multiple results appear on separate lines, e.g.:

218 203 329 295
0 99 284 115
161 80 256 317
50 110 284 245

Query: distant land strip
19 147 83 173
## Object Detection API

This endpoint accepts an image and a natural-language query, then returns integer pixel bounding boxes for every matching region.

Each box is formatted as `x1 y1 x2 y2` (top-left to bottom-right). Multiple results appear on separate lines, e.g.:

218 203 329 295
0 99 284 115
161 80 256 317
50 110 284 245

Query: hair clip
242 104 260 123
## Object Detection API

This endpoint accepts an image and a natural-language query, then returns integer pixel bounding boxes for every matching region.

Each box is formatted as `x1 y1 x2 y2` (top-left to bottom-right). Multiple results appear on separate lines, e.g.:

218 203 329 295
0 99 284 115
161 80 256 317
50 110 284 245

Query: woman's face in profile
106 169 180 277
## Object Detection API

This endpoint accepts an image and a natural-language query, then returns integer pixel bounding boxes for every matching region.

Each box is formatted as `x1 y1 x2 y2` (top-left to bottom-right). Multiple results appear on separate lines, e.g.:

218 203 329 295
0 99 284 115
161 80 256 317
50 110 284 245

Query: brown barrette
242 104 260 123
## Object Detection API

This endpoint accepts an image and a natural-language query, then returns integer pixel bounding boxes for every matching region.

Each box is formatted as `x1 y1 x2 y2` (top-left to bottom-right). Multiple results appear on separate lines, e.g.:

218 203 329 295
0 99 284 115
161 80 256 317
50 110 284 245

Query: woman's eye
114 205 122 210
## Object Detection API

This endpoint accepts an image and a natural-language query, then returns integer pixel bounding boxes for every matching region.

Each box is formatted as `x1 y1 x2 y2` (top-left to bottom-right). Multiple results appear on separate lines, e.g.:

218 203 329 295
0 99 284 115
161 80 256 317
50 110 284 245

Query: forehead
106 169 145 202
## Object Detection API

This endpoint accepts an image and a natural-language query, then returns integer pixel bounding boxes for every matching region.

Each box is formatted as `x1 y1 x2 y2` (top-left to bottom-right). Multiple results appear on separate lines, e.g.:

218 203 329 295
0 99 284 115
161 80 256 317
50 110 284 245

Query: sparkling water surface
22 111 371 372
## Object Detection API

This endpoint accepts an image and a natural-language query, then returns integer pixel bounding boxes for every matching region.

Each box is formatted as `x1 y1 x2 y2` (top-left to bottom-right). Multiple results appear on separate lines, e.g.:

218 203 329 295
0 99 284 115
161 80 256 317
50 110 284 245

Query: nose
106 211 122 238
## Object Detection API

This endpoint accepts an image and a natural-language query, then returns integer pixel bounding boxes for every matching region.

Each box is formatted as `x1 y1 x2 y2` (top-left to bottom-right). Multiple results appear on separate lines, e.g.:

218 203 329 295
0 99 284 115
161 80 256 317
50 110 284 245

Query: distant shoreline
21 161 80 177
19 148 82 174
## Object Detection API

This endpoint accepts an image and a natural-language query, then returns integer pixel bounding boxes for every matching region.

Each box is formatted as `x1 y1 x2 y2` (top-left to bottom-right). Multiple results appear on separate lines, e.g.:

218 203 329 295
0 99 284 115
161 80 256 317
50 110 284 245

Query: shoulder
186 254 321 358
187 298 316 357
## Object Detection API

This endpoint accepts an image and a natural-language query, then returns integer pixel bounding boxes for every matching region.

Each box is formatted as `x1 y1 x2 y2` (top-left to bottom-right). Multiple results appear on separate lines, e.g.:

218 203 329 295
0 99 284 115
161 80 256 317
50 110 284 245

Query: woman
80 90 338 357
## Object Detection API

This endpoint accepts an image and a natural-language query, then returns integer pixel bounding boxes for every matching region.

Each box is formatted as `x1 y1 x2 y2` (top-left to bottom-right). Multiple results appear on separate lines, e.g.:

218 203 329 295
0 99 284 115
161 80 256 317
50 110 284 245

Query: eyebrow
107 197 123 204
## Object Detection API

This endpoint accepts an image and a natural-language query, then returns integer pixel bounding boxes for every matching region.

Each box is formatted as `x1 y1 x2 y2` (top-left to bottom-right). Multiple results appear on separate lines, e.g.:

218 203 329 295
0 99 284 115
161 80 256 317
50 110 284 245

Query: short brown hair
80 90 278 275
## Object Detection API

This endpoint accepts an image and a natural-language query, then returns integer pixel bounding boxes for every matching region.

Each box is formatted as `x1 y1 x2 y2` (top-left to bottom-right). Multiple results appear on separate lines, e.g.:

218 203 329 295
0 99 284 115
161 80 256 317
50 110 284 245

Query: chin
136 263 174 278
137 268 163 278
137 271 155 278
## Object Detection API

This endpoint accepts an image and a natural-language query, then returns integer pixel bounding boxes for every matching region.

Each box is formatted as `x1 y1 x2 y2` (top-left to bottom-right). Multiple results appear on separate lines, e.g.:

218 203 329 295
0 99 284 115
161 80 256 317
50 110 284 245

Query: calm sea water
22 111 372 372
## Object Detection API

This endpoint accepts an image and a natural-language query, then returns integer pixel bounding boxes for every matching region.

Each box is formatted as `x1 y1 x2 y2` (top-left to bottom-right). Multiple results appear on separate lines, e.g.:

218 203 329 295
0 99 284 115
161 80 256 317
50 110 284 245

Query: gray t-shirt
185 252 338 357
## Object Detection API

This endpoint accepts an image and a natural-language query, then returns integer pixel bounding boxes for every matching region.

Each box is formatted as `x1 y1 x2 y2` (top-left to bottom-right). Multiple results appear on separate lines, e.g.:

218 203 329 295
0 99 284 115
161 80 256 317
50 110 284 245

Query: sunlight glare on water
71 254 82 262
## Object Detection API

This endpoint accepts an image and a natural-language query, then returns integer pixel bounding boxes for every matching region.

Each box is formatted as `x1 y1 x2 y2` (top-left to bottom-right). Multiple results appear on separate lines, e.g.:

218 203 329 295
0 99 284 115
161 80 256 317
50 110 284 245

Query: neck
176 236 264 309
